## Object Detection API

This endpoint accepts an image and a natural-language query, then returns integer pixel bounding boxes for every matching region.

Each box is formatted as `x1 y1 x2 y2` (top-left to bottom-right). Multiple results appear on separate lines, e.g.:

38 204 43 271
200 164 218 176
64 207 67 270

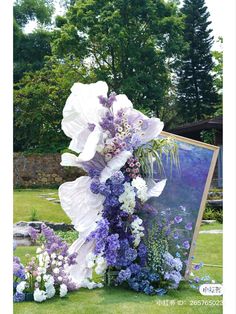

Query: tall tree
14 56 89 152
14 0 54 82
176 0 219 123
52 0 185 118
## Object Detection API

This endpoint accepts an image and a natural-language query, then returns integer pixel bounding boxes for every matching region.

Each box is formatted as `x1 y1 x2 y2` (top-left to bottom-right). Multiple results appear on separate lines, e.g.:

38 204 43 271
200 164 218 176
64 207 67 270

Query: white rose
53 268 60 274
95 265 106 275
87 282 96 290
45 279 55 289
86 252 96 262
36 275 42 283
46 285 56 299
51 260 56 265
87 261 95 269
57 261 62 267
96 256 105 265
59 284 68 297
34 288 47 302
16 281 27 293
58 276 62 282
51 253 56 259
58 255 64 261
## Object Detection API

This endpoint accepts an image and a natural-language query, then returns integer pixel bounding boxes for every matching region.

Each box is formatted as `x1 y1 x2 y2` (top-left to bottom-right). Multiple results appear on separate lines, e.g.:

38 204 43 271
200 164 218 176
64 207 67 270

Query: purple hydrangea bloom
104 196 120 207
90 180 100 194
88 168 101 178
110 171 125 185
106 234 120 265
13 292 25 302
117 268 131 283
98 183 111 197
87 218 110 255
164 270 182 289
129 263 141 275
111 183 125 196
13 256 25 280
138 243 147 261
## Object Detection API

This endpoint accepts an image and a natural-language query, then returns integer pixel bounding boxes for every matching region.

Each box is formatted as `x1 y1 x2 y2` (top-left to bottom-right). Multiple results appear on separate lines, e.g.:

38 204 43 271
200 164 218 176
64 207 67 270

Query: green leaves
53 0 185 116
134 137 179 178
14 57 88 152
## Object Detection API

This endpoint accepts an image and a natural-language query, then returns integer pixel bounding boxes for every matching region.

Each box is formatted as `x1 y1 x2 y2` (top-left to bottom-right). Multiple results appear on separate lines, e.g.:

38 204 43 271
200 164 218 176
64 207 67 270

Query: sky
24 0 223 50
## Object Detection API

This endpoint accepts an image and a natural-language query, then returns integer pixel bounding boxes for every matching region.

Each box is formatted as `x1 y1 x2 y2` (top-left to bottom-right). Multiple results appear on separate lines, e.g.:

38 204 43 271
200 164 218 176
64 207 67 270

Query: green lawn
14 229 223 314
14 189 70 223
14 189 223 313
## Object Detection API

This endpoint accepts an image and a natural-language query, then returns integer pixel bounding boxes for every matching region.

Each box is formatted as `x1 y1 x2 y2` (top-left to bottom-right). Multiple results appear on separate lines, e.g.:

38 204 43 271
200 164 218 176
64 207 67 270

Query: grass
200 223 223 231
14 226 223 314
14 189 223 313
14 189 70 223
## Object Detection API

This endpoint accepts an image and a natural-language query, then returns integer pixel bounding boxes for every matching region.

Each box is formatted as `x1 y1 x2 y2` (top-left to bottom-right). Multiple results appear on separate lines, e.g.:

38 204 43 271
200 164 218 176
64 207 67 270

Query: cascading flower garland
58 81 184 294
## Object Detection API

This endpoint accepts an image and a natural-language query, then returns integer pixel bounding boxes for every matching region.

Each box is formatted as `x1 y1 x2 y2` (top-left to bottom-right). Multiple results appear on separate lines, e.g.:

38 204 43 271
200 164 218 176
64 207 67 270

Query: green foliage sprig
146 226 169 273
134 137 179 178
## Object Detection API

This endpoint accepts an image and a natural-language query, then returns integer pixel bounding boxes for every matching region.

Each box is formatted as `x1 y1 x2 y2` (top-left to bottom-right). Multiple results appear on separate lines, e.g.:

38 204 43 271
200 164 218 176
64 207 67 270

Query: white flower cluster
131 217 145 247
131 177 148 202
44 275 55 299
34 275 56 302
80 278 103 290
22 246 69 302
34 289 47 302
33 274 67 302
16 281 27 293
118 182 136 214
86 252 107 275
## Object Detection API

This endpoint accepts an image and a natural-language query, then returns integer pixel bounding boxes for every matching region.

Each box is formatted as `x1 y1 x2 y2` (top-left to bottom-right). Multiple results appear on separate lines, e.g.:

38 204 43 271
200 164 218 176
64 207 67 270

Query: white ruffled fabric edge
99 150 132 183
59 176 106 286
146 178 167 199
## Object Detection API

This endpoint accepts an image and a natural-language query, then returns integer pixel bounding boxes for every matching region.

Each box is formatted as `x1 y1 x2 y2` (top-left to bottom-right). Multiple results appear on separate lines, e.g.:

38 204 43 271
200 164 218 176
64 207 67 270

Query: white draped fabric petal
126 108 164 144
62 81 108 156
66 237 96 287
100 150 132 183
146 178 167 199
59 176 105 234
59 176 105 285
112 94 133 115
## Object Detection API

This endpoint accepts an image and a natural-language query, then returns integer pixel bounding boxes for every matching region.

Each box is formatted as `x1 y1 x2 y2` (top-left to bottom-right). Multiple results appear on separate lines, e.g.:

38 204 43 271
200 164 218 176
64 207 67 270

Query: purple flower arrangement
13 224 78 302
57 81 213 295
77 91 183 295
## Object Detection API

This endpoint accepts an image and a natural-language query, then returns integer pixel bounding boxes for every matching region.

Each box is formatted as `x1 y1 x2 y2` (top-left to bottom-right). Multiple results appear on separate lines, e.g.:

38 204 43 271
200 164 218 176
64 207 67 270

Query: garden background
13 0 223 313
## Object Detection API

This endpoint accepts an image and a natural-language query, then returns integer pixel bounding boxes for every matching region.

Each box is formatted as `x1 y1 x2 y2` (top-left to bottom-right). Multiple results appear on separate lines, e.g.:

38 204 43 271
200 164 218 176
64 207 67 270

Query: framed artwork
141 131 219 278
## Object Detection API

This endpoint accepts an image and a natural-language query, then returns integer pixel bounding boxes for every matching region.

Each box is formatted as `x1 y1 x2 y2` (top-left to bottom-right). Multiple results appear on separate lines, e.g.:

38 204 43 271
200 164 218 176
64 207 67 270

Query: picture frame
147 131 220 278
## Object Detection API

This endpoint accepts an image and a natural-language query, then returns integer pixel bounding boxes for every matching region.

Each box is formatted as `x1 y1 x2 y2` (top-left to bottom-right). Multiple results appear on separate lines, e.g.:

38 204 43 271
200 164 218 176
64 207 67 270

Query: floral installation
13 81 218 301
57 81 196 295
13 224 78 302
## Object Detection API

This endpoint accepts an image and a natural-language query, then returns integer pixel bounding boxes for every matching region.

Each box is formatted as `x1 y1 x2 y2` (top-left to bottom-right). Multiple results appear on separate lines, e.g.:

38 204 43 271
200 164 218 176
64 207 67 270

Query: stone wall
14 153 85 188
